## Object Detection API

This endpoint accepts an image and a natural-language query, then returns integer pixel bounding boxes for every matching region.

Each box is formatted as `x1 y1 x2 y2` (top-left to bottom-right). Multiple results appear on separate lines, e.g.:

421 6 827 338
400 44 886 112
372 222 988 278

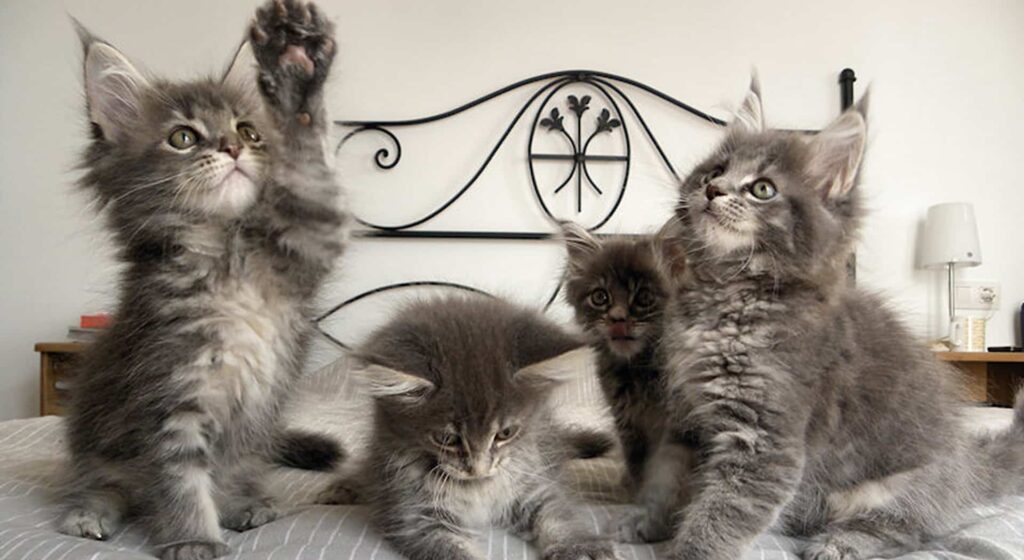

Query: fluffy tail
274 429 345 471
558 427 615 460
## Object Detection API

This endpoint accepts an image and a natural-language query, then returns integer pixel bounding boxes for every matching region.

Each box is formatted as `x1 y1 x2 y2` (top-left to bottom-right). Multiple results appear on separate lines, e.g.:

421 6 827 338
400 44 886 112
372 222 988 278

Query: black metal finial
839 68 857 110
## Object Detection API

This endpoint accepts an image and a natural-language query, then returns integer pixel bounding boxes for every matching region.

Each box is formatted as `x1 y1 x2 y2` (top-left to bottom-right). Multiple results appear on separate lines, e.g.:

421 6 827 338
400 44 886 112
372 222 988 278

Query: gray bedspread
2 358 1022 559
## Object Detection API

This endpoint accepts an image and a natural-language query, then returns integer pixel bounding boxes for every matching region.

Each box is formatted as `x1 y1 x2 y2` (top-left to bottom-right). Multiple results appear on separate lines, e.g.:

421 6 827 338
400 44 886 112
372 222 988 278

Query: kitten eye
237 123 261 143
431 430 461 448
589 289 610 308
701 166 724 186
168 127 200 150
748 179 777 201
634 288 655 308
495 425 520 443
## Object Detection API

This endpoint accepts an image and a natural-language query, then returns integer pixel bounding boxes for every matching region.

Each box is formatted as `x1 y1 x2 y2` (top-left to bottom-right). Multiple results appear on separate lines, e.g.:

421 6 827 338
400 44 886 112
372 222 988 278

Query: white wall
1 0 1022 420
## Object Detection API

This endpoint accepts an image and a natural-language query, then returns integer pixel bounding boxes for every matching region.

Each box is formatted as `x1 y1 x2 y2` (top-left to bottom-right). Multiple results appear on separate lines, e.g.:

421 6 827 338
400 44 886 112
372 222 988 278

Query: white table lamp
920 202 982 345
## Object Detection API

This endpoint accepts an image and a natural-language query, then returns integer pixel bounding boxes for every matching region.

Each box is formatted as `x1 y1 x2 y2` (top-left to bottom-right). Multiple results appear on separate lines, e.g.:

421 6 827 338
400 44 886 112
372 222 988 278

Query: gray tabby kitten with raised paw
321 295 620 560
559 221 685 501
622 79 1024 560
60 1 347 558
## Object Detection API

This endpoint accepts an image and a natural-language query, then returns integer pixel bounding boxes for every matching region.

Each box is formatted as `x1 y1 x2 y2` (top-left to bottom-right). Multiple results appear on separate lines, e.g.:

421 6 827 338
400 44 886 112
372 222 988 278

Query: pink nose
705 184 726 201
219 139 240 159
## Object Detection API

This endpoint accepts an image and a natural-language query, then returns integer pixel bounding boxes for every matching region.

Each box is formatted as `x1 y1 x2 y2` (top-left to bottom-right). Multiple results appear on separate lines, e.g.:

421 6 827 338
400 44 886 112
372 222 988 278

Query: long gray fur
59 2 347 559
623 80 1024 560
320 295 620 560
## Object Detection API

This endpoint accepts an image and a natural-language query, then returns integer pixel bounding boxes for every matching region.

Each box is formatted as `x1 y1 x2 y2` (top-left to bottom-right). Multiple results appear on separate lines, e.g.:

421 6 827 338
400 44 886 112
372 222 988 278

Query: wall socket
956 281 1001 311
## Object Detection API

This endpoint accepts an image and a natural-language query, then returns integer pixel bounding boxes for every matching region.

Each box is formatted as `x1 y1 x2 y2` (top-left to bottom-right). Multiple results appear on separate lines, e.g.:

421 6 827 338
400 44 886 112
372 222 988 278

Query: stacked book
67 314 111 342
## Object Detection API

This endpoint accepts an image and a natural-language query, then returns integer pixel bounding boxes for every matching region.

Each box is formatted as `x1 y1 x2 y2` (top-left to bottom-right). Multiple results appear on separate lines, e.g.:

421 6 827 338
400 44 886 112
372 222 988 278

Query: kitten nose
705 184 726 201
608 306 628 322
219 138 241 159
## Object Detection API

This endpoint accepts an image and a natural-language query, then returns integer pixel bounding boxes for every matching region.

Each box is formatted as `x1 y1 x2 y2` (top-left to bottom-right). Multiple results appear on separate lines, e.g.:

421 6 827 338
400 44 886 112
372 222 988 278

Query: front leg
667 406 805 560
614 438 692 543
216 455 279 532
514 486 619 560
376 503 484 560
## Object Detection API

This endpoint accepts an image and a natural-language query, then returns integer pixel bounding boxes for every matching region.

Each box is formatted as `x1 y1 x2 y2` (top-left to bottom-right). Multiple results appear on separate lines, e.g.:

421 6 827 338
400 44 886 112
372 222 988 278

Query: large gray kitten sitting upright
623 81 1024 560
60 1 347 558
322 296 619 560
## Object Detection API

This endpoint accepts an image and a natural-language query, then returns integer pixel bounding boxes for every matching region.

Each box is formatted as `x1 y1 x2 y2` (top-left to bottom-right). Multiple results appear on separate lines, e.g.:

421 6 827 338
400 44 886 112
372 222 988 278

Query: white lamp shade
920 202 982 268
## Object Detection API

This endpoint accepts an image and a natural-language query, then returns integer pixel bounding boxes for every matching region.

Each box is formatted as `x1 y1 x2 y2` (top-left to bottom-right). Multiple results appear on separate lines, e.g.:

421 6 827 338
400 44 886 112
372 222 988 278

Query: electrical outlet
955 281 1001 311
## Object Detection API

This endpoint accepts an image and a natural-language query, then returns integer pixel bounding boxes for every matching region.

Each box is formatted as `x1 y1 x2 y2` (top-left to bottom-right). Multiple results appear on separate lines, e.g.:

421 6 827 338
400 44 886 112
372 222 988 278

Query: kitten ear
651 219 687 279
806 92 868 199
356 363 435 403
76 20 150 142
222 41 259 93
731 74 765 134
558 221 600 270
514 347 592 390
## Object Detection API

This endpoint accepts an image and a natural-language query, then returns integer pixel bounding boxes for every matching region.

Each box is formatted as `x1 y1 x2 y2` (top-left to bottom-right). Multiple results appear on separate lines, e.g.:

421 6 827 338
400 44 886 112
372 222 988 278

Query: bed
4 70 1023 559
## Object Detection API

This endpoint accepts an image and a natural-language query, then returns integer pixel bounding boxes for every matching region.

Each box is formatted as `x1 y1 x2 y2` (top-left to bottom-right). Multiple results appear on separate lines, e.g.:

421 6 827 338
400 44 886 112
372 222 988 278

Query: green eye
495 425 519 442
237 123 261 143
749 179 777 201
168 127 199 149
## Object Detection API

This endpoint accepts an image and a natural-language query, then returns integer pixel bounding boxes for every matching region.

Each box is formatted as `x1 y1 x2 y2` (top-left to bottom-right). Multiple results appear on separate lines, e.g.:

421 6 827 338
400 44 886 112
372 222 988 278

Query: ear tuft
807 104 868 200
731 74 764 134
79 26 149 142
514 347 593 390
222 41 258 94
558 221 601 270
357 363 435 403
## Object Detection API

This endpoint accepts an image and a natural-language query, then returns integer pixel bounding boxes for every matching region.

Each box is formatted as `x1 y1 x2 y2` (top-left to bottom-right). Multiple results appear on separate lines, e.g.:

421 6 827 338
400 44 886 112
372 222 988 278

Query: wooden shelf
34 342 87 353
937 351 1024 363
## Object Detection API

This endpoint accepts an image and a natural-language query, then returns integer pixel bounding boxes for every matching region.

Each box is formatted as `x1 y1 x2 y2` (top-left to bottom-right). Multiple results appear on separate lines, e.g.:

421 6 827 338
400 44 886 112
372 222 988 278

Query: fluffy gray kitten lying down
60 1 347 558
620 80 1024 560
320 295 620 560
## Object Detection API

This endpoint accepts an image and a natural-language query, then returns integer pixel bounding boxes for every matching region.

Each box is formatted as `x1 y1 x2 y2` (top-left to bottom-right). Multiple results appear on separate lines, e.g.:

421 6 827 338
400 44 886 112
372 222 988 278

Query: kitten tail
274 429 345 471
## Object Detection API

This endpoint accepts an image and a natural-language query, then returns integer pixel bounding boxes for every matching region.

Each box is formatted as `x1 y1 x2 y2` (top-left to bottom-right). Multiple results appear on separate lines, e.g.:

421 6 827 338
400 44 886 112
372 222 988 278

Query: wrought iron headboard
316 68 858 349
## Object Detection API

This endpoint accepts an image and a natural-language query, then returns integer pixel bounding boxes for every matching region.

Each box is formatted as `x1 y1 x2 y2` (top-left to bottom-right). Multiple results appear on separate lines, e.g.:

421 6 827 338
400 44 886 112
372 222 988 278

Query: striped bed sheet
2 357 1023 559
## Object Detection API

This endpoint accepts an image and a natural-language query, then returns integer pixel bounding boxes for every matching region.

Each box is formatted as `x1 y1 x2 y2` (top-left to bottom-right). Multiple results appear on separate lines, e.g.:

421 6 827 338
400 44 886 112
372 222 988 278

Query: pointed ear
78 23 150 142
806 97 868 200
558 221 600 270
356 362 435 403
221 41 258 94
514 347 592 390
651 220 687 279
731 74 764 134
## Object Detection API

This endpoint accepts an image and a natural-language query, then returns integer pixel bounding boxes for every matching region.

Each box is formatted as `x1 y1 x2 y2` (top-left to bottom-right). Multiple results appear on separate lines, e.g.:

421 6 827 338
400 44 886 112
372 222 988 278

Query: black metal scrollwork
317 69 857 349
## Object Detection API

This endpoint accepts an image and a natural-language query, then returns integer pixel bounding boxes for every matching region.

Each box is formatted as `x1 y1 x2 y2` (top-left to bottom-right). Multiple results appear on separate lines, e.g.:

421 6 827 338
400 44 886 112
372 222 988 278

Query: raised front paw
220 502 279 531
610 509 671 544
250 0 335 119
543 540 620 560
159 540 231 560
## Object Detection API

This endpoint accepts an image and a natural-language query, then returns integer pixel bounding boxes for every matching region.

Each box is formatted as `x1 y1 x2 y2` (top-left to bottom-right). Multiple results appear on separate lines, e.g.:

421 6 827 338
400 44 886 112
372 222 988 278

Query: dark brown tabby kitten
560 221 684 495
321 295 620 560
60 2 346 559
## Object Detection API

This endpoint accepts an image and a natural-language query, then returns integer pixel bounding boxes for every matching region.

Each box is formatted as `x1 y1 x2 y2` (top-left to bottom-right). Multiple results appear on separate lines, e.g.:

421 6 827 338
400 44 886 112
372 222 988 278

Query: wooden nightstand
938 351 1024 406
34 342 86 416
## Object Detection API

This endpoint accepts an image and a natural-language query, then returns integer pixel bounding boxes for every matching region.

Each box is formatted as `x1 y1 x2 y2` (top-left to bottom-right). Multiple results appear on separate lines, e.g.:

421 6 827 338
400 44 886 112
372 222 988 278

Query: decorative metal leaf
595 108 622 133
568 94 591 117
540 107 564 131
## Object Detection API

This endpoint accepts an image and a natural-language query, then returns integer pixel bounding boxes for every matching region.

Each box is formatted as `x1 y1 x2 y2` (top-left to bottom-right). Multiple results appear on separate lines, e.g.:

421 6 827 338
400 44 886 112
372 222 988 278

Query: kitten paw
58 507 118 541
249 0 335 119
159 541 231 560
316 479 361 504
802 543 858 560
220 503 278 531
610 510 671 543
543 540 620 560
